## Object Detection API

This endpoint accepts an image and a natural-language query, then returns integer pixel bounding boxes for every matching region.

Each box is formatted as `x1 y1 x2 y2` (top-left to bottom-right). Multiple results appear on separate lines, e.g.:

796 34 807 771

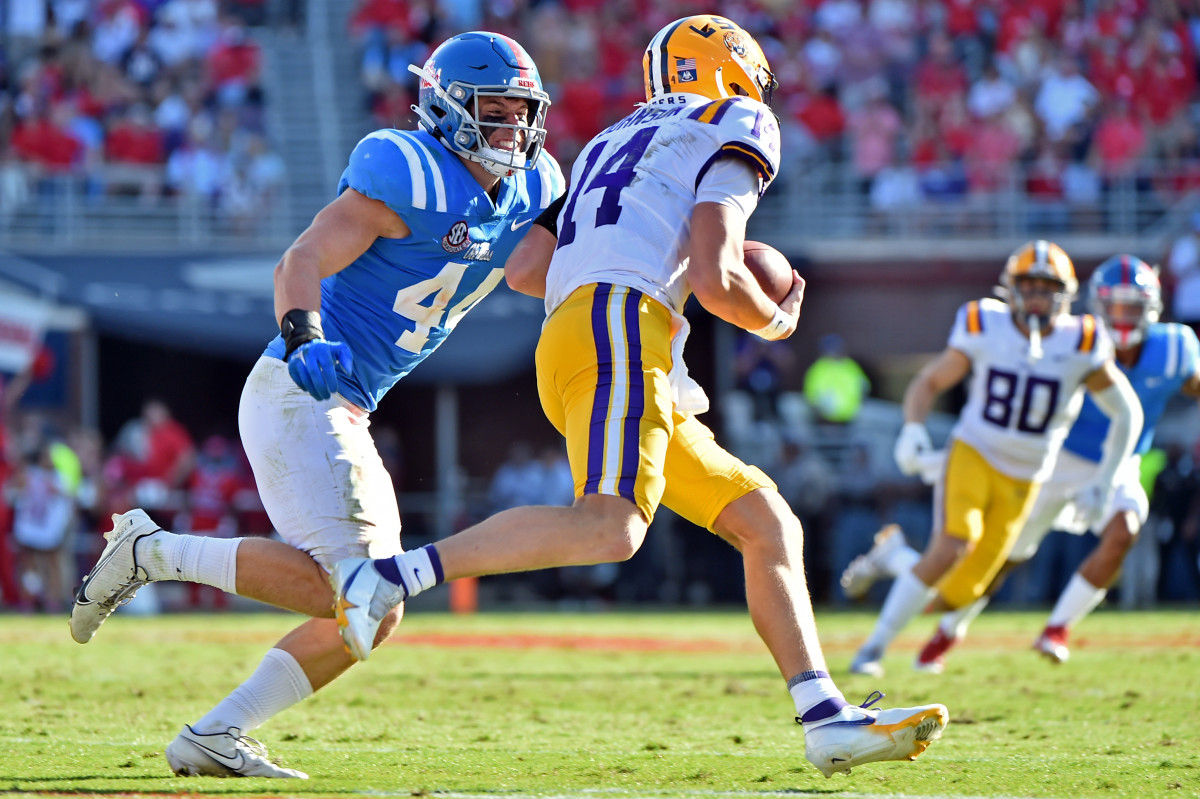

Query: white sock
861 570 936 655
1047 573 1106 629
376 545 442 599
939 596 989 639
192 648 313 735
882 542 921 578
787 670 848 724
135 531 240 592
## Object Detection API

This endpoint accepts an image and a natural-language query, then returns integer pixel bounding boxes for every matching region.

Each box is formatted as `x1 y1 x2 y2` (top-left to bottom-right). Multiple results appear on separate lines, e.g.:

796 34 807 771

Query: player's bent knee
712 488 801 552
573 494 648 562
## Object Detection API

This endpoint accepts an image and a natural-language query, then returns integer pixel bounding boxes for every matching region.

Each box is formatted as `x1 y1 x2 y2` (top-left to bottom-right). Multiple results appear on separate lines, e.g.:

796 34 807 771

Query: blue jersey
264 128 565 410
1062 323 1199 462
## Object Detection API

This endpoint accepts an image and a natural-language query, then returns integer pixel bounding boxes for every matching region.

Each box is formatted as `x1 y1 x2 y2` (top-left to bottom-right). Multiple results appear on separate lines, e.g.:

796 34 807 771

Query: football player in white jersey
332 15 947 778
869 255 1199 671
847 241 1142 677
68 32 563 777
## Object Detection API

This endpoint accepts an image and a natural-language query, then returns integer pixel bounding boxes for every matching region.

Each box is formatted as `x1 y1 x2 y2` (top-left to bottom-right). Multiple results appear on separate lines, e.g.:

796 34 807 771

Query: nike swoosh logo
511 217 533 231
188 734 246 772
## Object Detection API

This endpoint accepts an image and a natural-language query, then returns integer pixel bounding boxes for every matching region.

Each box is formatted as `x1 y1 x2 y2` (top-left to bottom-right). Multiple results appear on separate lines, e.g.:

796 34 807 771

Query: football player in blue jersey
332 15 948 778
68 31 564 777
845 255 1200 671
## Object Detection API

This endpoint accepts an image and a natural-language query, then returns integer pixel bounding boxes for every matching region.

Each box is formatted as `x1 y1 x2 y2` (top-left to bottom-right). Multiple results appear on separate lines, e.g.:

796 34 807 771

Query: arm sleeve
532 193 566 237
1091 372 1144 486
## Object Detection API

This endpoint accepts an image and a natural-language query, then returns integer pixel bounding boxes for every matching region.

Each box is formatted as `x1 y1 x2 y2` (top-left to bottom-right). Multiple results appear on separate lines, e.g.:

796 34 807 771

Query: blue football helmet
408 32 550 178
1088 254 1163 348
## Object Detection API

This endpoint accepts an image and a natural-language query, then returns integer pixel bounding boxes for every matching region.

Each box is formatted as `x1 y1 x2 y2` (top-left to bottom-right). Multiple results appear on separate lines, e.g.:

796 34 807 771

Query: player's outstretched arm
687 201 799 338
902 347 970 424
274 188 410 322
505 194 565 299
1076 362 1142 524
274 188 410 400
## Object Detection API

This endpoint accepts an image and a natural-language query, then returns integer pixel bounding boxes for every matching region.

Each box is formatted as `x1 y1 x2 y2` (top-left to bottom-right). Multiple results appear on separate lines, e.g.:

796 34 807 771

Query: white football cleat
803 695 949 777
840 524 906 600
69 509 162 643
1033 625 1070 664
165 725 308 778
330 557 405 662
849 645 885 678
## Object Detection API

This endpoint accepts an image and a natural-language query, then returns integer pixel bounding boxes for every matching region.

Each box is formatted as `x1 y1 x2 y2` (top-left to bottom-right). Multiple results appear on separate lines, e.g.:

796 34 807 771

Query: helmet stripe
1077 314 1096 352
1120 253 1130 285
648 17 687 97
1035 239 1048 272
494 33 531 71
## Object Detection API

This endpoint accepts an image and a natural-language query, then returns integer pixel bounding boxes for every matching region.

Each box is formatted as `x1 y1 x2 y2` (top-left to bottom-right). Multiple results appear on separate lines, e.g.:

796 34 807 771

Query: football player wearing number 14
848 241 1142 677
68 32 563 778
332 15 947 778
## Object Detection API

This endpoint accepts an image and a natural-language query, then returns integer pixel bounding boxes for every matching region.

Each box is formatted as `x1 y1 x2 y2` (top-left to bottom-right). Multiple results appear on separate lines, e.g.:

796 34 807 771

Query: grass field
1 607 1198 799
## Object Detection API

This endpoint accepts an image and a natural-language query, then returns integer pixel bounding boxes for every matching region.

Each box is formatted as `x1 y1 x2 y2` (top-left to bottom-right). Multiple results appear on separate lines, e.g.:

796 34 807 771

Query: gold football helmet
997 240 1078 330
643 15 777 106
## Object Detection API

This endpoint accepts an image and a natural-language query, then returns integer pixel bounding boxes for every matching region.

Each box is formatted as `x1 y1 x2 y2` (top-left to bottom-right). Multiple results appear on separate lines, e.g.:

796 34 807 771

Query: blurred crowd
353 0 1200 231
0 364 277 613
0 0 285 233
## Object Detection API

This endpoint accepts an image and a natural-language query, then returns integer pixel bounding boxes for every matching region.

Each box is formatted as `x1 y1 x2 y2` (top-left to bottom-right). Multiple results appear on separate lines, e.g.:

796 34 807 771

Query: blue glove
287 339 353 401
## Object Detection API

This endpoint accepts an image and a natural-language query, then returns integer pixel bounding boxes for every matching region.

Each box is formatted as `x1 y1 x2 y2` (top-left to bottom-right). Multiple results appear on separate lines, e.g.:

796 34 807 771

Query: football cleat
849 645 885 678
330 557 405 662
913 628 959 674
165 724 308 778
840 524 906 600
1033 625 1070 664
69 509 162 643
802 692 949 777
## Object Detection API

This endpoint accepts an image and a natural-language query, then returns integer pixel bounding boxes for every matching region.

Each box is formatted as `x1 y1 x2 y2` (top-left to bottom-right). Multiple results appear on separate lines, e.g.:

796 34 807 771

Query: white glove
915 450 946 486
1071 480 1116 530
894 422 933 476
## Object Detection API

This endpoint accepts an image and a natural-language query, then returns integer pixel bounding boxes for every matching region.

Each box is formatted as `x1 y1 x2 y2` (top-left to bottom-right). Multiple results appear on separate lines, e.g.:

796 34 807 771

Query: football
743 240 794 303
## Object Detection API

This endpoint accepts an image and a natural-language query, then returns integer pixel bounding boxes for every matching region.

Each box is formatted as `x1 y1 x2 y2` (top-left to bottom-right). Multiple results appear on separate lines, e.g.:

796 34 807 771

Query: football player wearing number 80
332 15 948 778
68 32 563 778
848 241 1142 678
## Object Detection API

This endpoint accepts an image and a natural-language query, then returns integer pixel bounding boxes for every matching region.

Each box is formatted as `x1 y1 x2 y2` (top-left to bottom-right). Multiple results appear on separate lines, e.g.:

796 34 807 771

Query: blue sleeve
337 130 419 218
1180 324 1200 378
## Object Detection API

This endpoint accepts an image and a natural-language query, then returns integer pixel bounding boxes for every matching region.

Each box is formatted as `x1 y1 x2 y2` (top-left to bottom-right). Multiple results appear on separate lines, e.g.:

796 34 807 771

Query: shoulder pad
339 129 453 214
533 150 566 208
1076 313 1099 353
689 96 780 184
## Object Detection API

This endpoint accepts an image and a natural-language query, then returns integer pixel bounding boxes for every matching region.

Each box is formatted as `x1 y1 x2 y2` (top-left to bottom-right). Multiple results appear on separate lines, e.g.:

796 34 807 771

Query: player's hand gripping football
893 422 933 476
287 339 354 401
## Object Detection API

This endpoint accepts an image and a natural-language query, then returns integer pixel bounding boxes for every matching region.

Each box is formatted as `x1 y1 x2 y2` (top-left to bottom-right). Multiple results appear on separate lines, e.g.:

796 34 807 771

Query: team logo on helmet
724 31 748 58
441 220 471 253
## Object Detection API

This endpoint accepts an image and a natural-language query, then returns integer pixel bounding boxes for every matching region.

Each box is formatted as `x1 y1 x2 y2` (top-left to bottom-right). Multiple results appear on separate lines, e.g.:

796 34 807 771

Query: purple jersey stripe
585 284 614 495
617 289 644 503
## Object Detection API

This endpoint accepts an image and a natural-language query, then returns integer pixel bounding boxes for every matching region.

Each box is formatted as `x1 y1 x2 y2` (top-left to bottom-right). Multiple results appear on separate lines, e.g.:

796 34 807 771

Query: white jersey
544 93 780 316
948 298 1113 482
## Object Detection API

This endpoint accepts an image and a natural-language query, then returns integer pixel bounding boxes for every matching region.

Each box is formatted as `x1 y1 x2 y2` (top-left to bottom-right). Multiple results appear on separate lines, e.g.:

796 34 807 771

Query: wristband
751 306 791 341
281 309 324 359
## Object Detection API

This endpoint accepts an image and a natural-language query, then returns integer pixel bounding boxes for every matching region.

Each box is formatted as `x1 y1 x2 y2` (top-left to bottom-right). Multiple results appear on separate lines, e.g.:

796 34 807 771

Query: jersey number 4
982 367 1061 434
558 126 660 246
392 263 504 352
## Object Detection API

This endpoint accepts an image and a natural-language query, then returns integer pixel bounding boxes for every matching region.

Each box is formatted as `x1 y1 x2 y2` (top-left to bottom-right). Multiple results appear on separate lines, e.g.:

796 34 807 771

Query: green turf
0 607 1197 798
